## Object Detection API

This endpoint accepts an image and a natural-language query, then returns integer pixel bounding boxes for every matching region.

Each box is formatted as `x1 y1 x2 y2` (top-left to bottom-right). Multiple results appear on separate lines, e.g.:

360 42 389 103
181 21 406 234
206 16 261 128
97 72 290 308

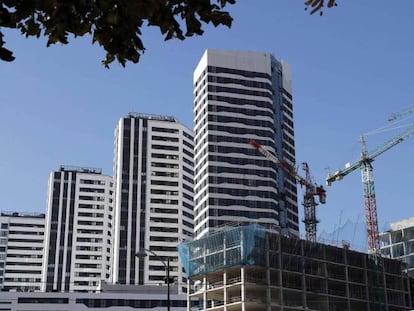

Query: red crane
326 105 414 253
250 140 326 242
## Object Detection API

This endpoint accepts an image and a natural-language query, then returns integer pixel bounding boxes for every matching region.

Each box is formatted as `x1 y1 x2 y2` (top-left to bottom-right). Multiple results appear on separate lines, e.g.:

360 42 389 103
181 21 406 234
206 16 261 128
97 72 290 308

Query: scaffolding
178 224 266 278
178 225 413 311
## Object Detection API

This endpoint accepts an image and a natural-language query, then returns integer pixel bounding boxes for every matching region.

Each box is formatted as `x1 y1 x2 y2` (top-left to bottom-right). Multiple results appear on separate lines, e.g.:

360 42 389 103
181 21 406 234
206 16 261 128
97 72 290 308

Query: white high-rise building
193 49 298 238
112 113 194 293
41 166 114 292
0 212 45 292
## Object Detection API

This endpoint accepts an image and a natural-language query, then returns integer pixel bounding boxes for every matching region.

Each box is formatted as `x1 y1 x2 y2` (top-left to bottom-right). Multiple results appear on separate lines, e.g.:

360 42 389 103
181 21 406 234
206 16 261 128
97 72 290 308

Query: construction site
177 106 414 310
178 224 413 311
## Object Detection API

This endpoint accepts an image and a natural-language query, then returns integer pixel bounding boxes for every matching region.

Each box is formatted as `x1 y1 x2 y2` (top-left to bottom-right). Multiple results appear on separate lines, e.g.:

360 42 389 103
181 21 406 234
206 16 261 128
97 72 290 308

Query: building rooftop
127 112 177 122
59 165 102 174
390 217 414 231
1 211 45 218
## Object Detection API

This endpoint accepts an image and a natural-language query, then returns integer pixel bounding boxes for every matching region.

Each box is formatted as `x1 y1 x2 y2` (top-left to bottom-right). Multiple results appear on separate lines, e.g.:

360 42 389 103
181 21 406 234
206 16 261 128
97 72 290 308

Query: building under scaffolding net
178 224 413 311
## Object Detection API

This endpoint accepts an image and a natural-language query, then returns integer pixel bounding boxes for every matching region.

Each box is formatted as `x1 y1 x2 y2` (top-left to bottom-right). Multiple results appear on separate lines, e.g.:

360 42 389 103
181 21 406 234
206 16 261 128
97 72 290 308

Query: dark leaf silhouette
0 0 337 66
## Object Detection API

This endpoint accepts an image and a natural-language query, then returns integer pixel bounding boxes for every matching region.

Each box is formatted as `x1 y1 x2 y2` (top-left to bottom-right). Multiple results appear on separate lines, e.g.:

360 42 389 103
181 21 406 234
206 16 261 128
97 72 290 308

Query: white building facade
380 217 414 276
0 285 190 311
0 212 45 292
41 166 114 292
112 113 194 292
193 49 298 239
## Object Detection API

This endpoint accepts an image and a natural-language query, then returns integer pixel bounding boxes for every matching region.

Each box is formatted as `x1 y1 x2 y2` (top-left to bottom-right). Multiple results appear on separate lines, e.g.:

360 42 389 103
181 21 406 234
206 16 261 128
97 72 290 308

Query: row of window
208 124 274 138
76 237 105 243
78 204 106 210
208 186 278 200
3 269 41 274
208 65 272 80
194 68 207 87
3 223 43 228
209 208 278 220
209 154 275 168
208 103 273 119
151 135 179 142
78 212 106 218
79 179 108 186
151 153 179 160
208 75 273 92
1 261 42 266
78 195 106 202
208 164 277 179
6 238 44 243
75 246 108 252
208 94 274 111
209 176 278 188
4 230 44 235
208 198 278 209
150 199 178 205
76 298 191 308
151 162 179 169
208 85 272 99
151 126 178 134
208 114 274 129
79 187 106 194
151 171 178 178
282 123 295 137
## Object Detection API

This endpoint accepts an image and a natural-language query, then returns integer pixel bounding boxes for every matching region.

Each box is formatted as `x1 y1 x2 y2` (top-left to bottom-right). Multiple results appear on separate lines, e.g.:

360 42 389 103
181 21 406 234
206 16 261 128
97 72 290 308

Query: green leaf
0 47 15 61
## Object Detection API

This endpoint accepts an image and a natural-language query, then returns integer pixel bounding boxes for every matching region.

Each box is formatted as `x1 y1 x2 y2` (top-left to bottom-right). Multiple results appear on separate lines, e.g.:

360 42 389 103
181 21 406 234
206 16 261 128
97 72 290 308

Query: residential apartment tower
0 212 45 292
41 166 114 292
193 50 298 238
112 113 194 292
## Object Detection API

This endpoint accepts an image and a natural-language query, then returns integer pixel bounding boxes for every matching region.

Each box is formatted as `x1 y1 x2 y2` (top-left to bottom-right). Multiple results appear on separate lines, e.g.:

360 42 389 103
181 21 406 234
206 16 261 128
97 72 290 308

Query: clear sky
1 1 413 251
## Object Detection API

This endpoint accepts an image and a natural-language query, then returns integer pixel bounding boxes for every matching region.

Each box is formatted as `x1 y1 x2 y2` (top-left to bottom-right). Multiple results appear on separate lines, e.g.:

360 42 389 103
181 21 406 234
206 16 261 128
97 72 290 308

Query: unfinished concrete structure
178 224 413 311
380 217 414 276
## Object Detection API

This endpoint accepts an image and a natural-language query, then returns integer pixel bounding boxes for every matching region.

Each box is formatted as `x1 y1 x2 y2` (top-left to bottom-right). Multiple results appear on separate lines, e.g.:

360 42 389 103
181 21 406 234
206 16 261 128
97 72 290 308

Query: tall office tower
193 49 298 238
113 113 194 292
41 166 114 292
0 212 45 292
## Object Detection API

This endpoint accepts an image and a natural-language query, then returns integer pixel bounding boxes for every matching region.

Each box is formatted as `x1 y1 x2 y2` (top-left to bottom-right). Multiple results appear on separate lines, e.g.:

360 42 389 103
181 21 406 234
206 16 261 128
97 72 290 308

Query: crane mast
249 140 326 242
302 162 320 242
360 135 380 252
326 105 414 253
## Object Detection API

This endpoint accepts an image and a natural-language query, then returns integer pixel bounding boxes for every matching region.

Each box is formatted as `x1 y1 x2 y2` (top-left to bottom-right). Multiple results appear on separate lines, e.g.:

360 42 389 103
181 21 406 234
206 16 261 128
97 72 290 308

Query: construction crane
326 105 414 253
388 105 414 122
249 140 326 242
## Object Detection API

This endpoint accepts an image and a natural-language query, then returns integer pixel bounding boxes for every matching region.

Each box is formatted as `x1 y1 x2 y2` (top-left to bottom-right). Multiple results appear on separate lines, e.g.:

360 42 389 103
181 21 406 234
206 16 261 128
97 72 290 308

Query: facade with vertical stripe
113 113 194 293
41 166 114 292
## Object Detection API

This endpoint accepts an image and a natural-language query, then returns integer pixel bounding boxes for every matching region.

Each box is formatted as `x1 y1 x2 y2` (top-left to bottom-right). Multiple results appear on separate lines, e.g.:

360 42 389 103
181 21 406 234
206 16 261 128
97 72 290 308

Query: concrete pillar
241 266 245 311
203 275 207 310
223 270 227 311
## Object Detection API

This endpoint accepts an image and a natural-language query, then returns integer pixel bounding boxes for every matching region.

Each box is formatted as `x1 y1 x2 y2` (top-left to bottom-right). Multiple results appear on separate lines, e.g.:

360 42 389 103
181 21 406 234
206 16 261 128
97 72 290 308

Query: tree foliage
0 0 336 67
305 0 337 15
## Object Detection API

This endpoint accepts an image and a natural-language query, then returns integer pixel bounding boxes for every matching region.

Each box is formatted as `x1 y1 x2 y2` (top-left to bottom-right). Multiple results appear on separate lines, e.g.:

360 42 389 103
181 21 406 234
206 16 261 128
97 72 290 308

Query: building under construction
178 224 413 311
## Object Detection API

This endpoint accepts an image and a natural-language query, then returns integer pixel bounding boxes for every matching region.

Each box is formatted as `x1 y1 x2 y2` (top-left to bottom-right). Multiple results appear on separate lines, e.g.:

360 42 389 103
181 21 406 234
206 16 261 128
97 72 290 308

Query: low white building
380 217 414 276
0 212 45 292
0 284 190 311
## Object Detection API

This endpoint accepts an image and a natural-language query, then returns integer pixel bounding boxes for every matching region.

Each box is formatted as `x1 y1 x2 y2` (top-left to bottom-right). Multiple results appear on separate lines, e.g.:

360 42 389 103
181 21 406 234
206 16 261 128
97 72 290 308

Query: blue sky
1 1 413 251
